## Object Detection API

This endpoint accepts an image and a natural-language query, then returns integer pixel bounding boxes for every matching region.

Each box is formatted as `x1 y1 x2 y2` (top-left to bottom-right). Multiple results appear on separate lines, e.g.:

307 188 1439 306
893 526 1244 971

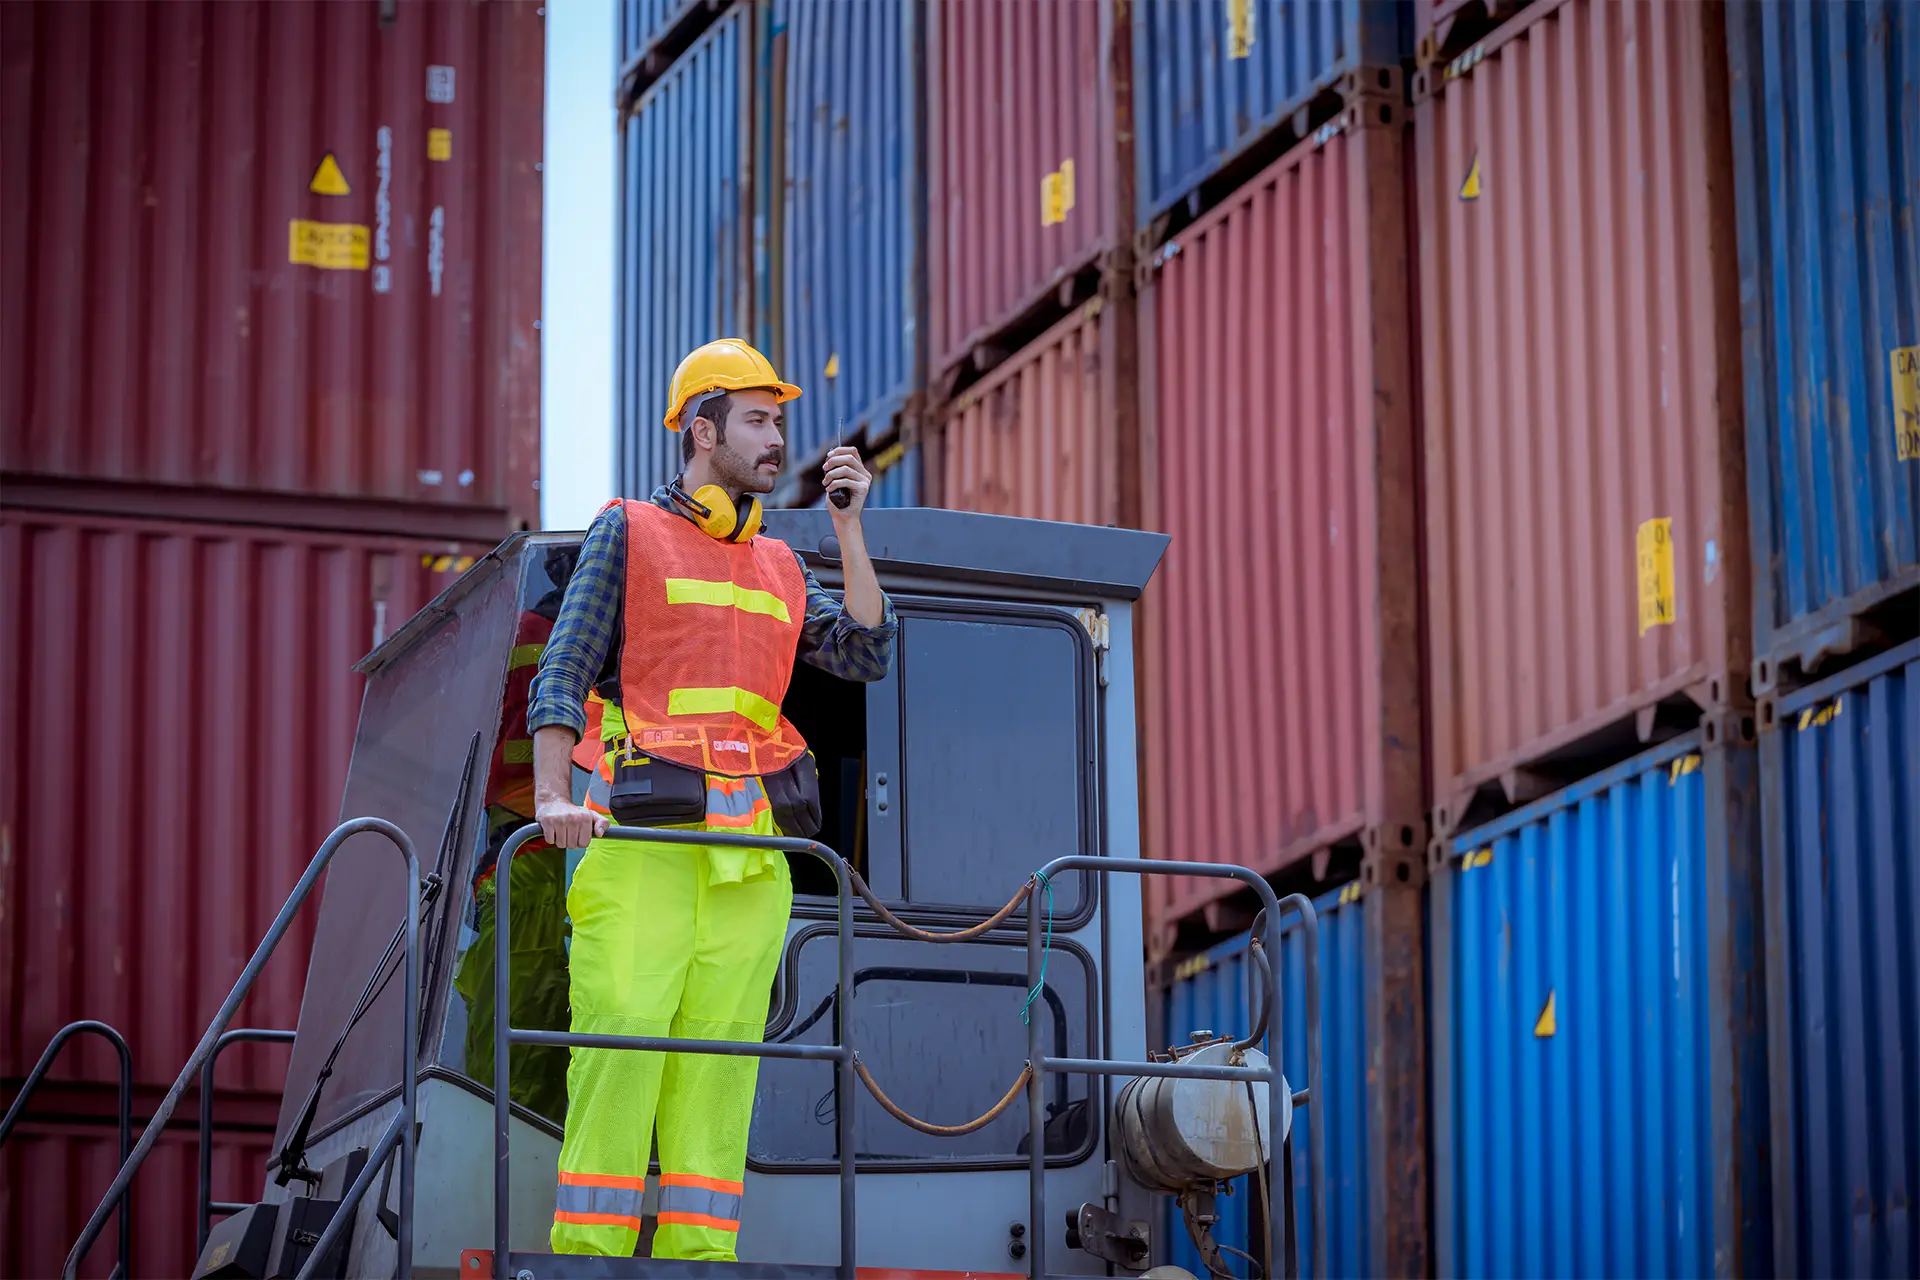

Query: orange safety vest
611 498 810 777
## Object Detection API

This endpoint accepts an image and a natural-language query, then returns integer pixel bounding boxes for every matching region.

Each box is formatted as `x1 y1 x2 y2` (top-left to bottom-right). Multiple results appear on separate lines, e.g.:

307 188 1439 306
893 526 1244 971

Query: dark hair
679 391 732 464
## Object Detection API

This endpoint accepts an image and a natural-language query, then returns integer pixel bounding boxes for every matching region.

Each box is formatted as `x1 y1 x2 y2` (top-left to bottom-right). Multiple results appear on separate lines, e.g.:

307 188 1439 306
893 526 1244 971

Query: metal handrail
491 822 858 1280
1 1020 134 1279
64 816 424 1280
486 827 1325 1280
197 1028 297 1252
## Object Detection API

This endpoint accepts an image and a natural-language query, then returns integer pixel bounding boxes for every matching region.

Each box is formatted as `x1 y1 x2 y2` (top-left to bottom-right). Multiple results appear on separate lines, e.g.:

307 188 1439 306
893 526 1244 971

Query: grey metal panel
761 506 1172 601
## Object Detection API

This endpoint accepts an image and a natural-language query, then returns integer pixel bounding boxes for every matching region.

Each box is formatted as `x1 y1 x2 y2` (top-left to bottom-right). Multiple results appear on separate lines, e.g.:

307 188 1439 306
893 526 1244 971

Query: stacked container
0 2 544 1274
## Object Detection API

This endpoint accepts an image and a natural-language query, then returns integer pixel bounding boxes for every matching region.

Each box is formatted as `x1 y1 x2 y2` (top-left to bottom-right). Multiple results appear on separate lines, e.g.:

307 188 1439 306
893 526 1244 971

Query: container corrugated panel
1763 638 1920 1280
616 7 751 499
620 0 701 67
0 510 485 1093
927 0 1114 376
0 0 545 535
3 1121 273 1280
1433 734 1713 1278
1726 0 1920 674
1417 0 1750 817
1133 0 1403 223
775 0 920 469
1142 129 1378 928
1160 887 1370 1277
936 301 1119 527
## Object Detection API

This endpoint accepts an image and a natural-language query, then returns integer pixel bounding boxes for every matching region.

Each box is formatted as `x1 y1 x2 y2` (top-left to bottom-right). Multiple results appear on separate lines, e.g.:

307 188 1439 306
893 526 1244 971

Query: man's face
701 388 785 495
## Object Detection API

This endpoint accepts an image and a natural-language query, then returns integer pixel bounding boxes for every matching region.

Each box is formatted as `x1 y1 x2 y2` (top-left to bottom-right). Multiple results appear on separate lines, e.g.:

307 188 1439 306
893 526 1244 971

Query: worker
526 338 894 1259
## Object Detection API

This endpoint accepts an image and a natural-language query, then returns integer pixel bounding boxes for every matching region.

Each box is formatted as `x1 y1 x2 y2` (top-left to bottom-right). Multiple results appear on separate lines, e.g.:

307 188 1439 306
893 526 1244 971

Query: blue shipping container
616 7 752 499
774 0 921 471
1433 736 1714 1279
1761 637 1919 1280
1726 0 1920 674
1160 886 1369 1278
1133 0 1404 223
619 0 703 68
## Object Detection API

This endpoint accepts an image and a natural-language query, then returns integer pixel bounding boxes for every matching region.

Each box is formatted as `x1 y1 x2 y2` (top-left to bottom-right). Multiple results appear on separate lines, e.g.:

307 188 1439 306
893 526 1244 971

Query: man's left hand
823 446 871 518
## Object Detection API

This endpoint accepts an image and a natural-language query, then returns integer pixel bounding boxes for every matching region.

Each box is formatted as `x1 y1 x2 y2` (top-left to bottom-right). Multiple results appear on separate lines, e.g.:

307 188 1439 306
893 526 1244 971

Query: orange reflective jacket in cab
612 499 809 777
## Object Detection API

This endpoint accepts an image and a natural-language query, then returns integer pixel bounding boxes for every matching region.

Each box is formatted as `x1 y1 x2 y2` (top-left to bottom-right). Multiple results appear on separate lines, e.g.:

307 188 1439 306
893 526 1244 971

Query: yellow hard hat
662 338 803 430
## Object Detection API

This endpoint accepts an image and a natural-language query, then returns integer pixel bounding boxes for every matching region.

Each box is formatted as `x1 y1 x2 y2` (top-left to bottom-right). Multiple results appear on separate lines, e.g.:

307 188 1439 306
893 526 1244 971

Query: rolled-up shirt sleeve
794 555 896 682
527 506 626 740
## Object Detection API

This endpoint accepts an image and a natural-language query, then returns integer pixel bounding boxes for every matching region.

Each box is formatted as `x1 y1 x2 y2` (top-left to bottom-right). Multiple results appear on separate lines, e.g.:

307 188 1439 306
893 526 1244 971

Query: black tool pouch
763 752 824 838
607 747 707 826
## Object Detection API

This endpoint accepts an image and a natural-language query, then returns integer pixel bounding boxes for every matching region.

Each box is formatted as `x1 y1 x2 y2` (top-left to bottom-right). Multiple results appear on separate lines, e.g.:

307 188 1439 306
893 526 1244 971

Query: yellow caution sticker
871 440 907 472
309 153 351 196
1534 990 1557 1038
1797 699 1842 731
1227 0 1255 59
288 219 370 270
1173 954 1210 981
1461 847 1493 871
1893 345 1919 462
1669 753 1702 784
823 352 840 379
1338 881 1362 905
1459 151 1482 202
428 127 452 162
1637 517 1676 635
1041 159 1079 227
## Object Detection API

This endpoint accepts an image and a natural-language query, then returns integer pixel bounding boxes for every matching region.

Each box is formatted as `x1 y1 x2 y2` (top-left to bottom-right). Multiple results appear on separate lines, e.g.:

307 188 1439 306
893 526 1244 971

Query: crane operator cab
202 509 1300 1279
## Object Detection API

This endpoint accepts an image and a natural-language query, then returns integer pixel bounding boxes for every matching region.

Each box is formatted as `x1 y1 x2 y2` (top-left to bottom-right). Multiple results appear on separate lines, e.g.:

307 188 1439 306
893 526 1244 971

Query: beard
711 437 781 495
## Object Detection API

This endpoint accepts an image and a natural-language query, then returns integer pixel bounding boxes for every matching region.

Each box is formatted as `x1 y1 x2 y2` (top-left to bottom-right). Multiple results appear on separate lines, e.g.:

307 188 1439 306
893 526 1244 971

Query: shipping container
2 1120 274 1280
615 5 753 500
1431 735 1714 1279
927 0 1118 377
1133 0 1404 226
0 0 545 540
804 442 920 510
1158 886 1369 1277
935 301 1123 527
771 0 921 470
1726 0 1920 684
1416 0 1751 827
1412 0 1535 70
0 510 487 1094
1140 112 1422 938
619 0 703 69
1760 637 1920 1280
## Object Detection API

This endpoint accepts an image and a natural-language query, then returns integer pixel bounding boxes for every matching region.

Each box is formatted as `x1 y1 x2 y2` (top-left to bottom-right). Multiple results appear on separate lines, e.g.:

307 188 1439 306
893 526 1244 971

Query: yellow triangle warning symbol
1534 989 1557 1038
824 352 840 379
310 153 351 197
1459 151 1482 202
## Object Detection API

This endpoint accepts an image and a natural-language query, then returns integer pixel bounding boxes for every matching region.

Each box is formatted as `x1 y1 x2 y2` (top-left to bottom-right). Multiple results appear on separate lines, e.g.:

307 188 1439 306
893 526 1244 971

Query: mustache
755 448 784 468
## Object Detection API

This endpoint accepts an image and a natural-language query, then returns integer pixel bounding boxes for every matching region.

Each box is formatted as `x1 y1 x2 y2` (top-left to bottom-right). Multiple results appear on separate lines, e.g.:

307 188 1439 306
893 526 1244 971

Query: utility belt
606 738 822 838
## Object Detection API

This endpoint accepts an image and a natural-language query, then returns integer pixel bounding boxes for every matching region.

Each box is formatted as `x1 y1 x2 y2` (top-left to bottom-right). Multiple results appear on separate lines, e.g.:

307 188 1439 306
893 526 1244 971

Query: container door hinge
1102 1158 1120 1200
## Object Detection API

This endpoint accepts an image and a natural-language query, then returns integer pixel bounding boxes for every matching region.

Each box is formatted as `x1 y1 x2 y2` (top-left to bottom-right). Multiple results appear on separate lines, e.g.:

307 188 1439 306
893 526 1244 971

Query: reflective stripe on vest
658 1172 742 1232
612 500 809 777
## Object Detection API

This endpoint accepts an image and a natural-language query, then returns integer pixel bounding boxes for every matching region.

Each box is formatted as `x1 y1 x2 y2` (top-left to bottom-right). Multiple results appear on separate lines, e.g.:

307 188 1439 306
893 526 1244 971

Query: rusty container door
0 510 487 1097
0 0 545 540
1414 0 1750 831
934 300 1122 528
927 0 1117 379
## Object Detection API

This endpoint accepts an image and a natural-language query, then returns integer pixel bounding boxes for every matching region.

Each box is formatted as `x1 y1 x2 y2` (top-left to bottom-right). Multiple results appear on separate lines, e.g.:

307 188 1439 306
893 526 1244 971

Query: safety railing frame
491 825 1324 1280
1 1020 135 1279
198 1028 298 1253
62 816 424 1280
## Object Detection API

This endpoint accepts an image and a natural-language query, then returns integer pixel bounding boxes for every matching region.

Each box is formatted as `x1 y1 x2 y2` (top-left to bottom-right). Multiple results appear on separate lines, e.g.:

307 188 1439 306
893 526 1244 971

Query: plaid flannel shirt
527 488 897 739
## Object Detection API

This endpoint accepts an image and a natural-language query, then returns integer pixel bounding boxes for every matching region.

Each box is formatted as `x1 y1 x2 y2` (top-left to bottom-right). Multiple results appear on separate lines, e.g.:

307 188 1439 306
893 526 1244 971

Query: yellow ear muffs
685 483 762 542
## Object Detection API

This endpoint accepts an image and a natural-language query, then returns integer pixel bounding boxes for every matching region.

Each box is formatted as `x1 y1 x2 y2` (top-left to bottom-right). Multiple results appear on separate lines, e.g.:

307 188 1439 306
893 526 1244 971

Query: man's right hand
536 797 610 849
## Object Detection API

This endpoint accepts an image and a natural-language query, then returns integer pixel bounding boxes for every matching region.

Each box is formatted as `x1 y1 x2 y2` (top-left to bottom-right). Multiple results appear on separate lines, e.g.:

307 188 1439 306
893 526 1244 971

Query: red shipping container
0 0 545 539
935 299 1124 528
926 0 1120 377
1139 109 1422 949
0 510 489 1094
2 1119 272 1280
1414 0 1748 831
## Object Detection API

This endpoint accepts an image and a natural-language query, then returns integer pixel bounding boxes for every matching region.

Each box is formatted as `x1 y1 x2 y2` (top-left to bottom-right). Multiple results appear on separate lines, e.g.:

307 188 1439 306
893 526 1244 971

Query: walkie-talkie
829 411 852 508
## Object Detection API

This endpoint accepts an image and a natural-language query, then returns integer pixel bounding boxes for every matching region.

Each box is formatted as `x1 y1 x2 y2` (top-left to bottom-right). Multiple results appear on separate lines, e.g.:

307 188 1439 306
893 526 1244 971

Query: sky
540 0 618 531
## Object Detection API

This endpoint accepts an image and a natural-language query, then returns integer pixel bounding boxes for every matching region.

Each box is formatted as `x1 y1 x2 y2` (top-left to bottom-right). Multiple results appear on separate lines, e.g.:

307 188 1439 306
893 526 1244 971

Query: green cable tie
1022 871 1054 1027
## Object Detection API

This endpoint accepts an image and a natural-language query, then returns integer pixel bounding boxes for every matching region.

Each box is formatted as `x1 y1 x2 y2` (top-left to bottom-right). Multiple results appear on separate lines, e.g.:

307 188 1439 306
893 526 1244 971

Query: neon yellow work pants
551 803 792 1259
453 841 572 1123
